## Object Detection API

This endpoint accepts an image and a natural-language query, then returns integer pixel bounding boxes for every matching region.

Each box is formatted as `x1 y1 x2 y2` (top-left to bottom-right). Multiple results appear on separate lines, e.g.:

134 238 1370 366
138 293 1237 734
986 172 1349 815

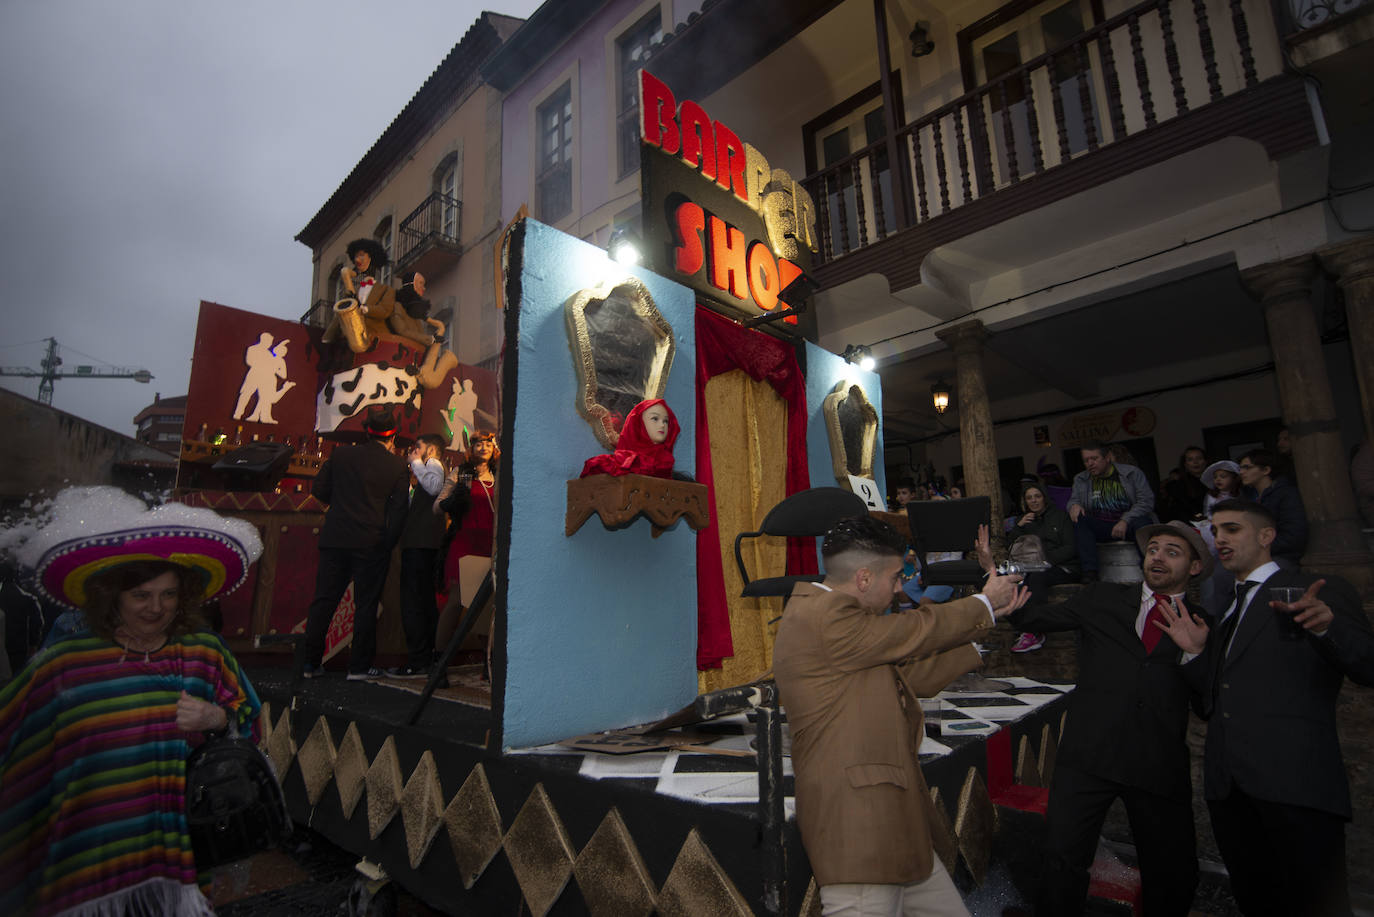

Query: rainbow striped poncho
0 631 261 916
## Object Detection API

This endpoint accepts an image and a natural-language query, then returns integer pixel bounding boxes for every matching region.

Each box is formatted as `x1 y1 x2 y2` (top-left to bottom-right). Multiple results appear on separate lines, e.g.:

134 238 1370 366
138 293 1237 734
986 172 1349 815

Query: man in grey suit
1201 498 1374 916
299 407 409 680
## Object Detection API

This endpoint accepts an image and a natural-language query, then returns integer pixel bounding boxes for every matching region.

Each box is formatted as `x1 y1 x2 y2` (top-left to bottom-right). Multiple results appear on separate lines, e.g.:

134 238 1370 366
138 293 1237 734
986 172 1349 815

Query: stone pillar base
1302 552 1374 597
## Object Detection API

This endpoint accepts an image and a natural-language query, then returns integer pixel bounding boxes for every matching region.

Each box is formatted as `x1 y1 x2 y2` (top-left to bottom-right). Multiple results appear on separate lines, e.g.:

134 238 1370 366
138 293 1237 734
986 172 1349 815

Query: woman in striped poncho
0 558 261 916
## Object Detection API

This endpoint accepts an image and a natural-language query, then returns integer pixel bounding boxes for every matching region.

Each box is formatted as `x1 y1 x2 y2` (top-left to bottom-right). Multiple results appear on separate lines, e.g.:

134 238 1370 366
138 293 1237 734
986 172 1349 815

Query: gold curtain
697 369 789 694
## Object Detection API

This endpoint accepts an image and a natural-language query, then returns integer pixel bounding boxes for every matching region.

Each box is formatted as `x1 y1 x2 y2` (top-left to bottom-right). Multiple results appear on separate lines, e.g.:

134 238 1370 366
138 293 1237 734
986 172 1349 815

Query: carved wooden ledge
566 474 711 537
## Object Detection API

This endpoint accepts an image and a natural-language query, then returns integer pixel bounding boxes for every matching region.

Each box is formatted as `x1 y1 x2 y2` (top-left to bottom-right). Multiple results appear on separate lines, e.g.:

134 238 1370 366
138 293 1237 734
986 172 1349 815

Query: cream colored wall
309 81 505 366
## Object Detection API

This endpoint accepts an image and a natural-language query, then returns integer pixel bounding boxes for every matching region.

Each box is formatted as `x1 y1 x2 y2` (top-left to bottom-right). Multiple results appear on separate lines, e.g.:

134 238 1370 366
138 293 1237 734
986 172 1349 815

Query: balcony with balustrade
797 0 1320 291
396 192 463 281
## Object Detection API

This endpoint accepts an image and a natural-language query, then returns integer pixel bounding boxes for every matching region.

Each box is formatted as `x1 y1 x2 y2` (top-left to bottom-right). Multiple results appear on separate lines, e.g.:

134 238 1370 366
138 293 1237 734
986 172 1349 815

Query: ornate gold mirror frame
822 380 879 486
565 277 676 450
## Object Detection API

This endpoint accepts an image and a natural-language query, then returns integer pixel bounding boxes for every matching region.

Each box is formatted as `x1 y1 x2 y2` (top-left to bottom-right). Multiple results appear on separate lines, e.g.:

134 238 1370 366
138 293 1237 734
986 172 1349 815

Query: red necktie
1142 592 1172 653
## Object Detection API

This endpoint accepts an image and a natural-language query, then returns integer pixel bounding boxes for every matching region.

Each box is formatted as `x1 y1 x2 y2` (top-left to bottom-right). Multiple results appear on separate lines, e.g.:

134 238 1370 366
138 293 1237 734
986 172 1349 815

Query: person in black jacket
1197 499 1374 917
1008 483 1080 653
298 407 409 680
1157 445 1209 522
996 521 1212 916
1237 448 1307 568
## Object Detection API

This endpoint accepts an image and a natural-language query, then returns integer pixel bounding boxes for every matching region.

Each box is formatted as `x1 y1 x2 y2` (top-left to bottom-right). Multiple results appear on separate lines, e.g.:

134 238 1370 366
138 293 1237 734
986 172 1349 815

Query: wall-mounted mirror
823 380 878 485
565 277 676 449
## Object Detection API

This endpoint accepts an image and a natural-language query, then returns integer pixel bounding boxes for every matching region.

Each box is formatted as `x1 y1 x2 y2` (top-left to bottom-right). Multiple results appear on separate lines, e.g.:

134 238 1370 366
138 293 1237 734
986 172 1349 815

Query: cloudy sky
0 0 541 436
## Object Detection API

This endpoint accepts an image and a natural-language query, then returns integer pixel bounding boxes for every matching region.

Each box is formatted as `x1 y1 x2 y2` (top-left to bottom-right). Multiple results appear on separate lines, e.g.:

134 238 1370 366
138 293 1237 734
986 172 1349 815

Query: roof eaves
295 13 515 249
480 0 609 92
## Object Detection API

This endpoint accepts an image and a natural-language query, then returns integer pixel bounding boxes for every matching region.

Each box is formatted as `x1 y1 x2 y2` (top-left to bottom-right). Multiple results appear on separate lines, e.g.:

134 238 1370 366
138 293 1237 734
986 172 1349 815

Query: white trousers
819 860 969 917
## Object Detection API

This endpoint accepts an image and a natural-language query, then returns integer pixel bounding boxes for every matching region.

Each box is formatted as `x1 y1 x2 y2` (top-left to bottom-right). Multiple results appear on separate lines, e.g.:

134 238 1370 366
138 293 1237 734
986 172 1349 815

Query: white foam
1 485 263 570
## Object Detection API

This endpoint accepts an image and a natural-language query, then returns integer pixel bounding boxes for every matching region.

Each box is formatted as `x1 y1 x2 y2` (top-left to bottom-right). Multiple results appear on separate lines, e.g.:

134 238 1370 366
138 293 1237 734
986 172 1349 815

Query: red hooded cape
579 398 680 479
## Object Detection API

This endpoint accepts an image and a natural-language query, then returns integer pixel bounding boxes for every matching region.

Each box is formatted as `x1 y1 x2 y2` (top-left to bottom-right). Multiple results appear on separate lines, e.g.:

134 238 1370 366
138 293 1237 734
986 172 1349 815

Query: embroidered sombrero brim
10 486 264 610
37 525 255 610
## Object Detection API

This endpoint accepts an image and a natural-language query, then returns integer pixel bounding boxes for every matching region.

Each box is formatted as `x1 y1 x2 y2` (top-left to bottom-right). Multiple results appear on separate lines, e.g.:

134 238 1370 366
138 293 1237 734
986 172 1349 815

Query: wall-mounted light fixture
607 227 643 266
931 380 951 414
842 344 876 372
909 21 934 58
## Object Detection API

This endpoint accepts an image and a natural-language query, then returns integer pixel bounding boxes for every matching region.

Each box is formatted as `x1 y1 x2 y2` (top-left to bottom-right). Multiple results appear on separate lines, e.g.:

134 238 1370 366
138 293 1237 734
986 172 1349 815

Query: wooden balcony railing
397 192 462 271
803 0 1280 264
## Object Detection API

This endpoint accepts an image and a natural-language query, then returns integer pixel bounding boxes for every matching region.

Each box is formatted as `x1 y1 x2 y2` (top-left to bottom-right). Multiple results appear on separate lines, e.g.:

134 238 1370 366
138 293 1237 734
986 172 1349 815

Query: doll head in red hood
579 398 680 478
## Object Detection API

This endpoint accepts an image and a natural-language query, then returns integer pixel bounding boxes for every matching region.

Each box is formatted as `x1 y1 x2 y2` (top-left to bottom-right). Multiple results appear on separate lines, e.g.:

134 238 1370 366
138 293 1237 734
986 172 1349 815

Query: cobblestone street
985 608 1374 916
214 830 441 917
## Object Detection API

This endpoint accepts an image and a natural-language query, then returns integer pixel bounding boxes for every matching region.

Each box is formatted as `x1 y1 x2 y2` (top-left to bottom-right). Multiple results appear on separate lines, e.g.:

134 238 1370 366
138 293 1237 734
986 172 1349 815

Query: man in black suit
1201 499 1374 916
299 408 409 680
1000 520 1212 916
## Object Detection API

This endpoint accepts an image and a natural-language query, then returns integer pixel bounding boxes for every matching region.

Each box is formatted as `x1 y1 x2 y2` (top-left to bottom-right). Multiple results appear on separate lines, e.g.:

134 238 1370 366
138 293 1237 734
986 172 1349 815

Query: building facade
132 392 187 455
296 13 525 370
486 0 1373 586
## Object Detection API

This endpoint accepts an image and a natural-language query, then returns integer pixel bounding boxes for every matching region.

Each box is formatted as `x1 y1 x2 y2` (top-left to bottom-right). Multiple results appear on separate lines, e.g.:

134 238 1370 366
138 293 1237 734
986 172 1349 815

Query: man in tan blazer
774 516 1029 916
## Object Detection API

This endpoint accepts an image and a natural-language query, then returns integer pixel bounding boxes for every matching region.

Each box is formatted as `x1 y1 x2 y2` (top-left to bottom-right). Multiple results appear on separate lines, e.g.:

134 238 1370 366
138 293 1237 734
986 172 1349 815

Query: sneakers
385 664 429 680
301 664 323 679
346 667 385 681
1011 632 1045 653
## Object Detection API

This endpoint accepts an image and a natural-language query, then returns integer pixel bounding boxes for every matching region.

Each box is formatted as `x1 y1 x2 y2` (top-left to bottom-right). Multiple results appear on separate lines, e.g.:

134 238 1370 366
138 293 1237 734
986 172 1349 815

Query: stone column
935 320 1004 533
1241 256 1372 594
1319 237 1374 441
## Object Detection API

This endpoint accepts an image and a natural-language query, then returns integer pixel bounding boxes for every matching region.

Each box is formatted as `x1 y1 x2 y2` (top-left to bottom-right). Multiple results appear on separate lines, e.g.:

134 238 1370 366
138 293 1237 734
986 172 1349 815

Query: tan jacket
773 582 991 886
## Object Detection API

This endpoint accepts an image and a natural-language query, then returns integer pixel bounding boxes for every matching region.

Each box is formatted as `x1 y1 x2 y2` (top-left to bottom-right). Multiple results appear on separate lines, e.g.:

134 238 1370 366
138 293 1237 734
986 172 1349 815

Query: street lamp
931 381 950 414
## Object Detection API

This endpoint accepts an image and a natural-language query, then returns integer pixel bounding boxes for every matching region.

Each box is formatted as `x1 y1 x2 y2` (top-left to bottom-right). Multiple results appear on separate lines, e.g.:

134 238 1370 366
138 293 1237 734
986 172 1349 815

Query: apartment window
434 154 460 240
616 9 663 176
326 260 345 305
374 217 393 286
802 79 903 247
536 82 573 221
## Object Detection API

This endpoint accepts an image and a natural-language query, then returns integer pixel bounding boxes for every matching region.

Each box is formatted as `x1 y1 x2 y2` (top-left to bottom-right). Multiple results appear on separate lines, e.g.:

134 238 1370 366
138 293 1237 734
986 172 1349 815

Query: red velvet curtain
695 307 815 670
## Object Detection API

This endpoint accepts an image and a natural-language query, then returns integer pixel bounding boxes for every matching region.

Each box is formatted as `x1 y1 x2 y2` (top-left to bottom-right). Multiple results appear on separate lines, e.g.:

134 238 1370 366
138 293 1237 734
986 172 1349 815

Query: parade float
165 70 1073 917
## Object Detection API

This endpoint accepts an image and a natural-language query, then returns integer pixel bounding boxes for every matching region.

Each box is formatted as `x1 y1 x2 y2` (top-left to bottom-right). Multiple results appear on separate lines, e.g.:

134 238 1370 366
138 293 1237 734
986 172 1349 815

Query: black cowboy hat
346 238 389 270
362 405 398 438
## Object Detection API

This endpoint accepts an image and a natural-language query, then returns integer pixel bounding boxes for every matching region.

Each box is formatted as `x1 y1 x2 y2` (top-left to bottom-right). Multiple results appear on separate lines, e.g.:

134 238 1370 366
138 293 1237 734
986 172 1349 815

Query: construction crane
0 337 153 405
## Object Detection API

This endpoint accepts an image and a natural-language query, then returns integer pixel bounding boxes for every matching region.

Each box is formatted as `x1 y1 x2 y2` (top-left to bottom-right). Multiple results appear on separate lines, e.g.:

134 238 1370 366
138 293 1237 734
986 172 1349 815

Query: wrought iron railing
537 160 573 222
397 192 462 267
803 0 1281 263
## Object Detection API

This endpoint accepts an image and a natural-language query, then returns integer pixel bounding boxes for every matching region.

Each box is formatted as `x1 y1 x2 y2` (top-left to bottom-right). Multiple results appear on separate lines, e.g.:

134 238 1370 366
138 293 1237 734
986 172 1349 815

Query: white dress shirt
410 456 444 499
1136 583 1187 640
1220 560 1281 656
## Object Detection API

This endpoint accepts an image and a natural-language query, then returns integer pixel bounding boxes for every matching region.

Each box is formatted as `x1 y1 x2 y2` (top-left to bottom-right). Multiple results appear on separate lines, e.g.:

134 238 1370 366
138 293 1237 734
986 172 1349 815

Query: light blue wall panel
502 220 698 749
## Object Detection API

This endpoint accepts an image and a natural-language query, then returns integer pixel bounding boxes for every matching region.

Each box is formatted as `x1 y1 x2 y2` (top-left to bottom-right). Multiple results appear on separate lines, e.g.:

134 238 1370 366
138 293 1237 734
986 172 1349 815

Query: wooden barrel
1099 541 1143 584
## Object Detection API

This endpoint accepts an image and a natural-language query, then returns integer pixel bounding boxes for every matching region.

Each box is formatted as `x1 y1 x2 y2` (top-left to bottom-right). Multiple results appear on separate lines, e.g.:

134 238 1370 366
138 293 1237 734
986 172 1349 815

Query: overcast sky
0 0 541 436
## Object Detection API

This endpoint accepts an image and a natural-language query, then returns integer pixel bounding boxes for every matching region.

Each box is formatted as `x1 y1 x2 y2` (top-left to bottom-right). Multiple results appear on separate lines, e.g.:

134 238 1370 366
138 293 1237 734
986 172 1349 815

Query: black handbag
186 732 292 868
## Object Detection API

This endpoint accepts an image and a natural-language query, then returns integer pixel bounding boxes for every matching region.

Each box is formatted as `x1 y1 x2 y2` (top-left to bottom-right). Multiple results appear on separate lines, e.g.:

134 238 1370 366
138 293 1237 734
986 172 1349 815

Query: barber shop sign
638 70 818 325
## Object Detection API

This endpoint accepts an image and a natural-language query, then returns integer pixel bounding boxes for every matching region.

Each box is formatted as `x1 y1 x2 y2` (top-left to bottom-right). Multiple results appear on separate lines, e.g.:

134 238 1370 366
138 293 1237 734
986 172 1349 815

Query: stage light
931 381 951 414
608 227 642 266
842 344 876 371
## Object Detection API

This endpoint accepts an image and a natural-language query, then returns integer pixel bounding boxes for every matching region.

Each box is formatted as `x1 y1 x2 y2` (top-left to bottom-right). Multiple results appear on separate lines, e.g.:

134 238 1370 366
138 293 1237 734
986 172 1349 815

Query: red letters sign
639 71 817 325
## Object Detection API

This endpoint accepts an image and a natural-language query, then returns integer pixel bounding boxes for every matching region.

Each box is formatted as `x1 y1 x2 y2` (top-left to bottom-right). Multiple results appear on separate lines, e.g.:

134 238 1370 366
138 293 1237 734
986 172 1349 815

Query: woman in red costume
580 398 679 478
434 432 500 662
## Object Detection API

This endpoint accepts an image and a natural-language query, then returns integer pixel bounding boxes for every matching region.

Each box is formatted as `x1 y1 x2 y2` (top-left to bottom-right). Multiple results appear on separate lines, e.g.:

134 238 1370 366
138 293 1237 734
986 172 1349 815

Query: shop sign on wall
639 70 817 324
1056 405 1156 447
